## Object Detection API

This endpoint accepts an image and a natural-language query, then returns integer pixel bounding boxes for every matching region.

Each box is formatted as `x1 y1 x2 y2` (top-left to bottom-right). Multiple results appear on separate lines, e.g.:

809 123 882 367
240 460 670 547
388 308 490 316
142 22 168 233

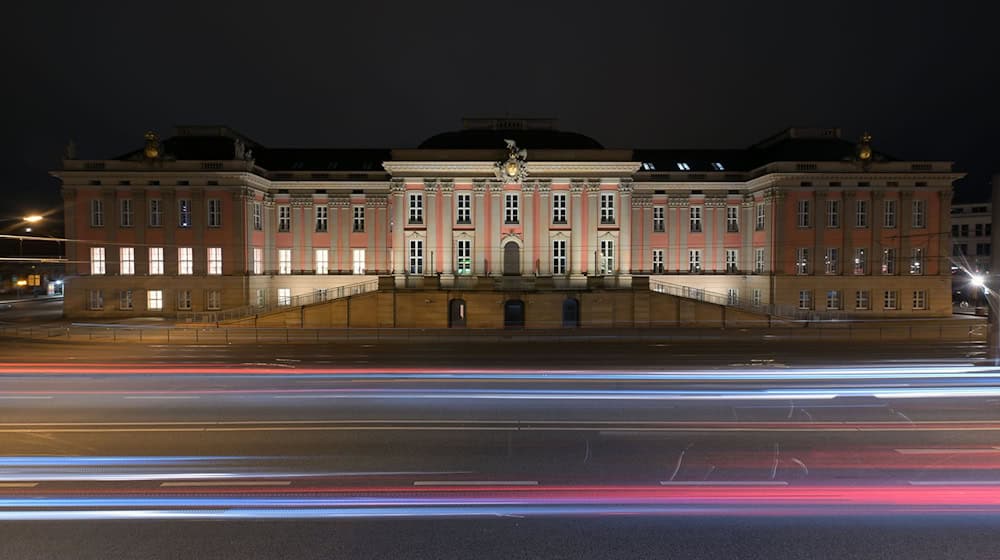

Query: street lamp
23 215 43 223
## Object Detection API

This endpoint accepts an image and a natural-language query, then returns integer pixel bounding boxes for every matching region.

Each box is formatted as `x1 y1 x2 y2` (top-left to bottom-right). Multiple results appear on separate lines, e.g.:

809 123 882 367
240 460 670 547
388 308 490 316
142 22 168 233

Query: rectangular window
824 248 839 274
177 290 191 311
278 249 292 274
952 224 960 237
652 249 664 274
853 248 867 275
796 248 810 275
727 288 739 306
725 249 738 273
912 200 926 229
826 200 840 228
552 240 567 274
178 247 193 275
976 223 985 237
178 199 192 228
755 203 765 230
798 290 812 310
353 206 365 232
797 200 811 228
726 206 739 232
254 289 265 307
653 206 665 232
149 199 162 227
689 249 701 273
881 248 896 275
910 247 924 275
913 290 927 310
826 290 841 310
456 239 471 275
754 248 765 273
206 289 221 311
314 249 328 274
278 205 291 232
88 289 103 310
120 199 133 227
600 193 615 224
599 239 614 275
690 206 702 233
855 290 870 310
148 247 164 275
315 205 328 232
961 224 969 237
977 243 991 256
353 249 366 275
119 247 134 275
119 289 133 311
207 199 221 227
409 193 423 224
91 199 104 227
252 248 262 275
409 239 423 274
147 289 163 311
884 199 897 228
207 247 222 275
505 193 519 224
90 247 106 275
456 194 471 224
552 194 567 224
856 200 869 228
252 202 262 230
278 288 291 306
883 290 898 310
752 288 762 307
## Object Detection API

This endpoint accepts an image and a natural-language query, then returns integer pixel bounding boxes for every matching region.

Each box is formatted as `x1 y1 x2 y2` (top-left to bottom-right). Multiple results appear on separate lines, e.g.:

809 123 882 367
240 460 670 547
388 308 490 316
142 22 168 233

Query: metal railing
649 279 851 321
176 278 379 324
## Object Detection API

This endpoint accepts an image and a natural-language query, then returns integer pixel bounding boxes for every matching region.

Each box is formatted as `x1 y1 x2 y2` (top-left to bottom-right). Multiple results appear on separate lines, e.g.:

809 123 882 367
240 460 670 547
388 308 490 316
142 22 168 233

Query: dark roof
419 128 603 150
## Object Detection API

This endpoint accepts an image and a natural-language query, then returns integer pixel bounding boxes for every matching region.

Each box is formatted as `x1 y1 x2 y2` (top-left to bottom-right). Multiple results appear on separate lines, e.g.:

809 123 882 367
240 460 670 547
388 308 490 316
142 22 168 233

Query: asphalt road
2 338 1000 557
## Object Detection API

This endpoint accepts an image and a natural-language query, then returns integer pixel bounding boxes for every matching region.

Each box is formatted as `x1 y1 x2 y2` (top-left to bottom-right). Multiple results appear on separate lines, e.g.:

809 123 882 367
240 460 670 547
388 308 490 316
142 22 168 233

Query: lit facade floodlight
23 215 43 223
971 274 986 288
16 280 27 287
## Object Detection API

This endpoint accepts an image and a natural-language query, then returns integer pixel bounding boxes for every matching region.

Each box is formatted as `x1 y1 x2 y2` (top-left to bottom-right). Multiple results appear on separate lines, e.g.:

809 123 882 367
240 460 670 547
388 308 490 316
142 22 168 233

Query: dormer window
676 162 691 171
711 162 725 171
641 162 656 171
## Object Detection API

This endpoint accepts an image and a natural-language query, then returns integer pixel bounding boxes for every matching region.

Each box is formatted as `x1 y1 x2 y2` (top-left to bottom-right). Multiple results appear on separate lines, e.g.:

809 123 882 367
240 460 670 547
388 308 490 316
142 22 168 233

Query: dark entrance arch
562 298 580 328
449 298 467 328
503 299 525 329
503 241 520 276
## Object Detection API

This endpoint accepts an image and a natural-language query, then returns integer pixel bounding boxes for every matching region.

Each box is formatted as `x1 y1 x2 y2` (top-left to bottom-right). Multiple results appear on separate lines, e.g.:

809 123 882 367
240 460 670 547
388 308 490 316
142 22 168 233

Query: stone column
473 181 486 275
263 198 275 274
872 191 884 276
813 190 826 275
672 195 690 272
192 188 206 274
440 181 454 281
741 197 753 272
769 190 785 274
522 182 535 275
423 181 437 275
371 195 387 274
618 180 633 277
638 195 652 273
294 196 312 272
390 181 405 282
327 198 339 272
899 189 913 276
586 181 600 274
536 182 551 275
707 194 725 272
489 181 503 276
842 191 856 275
570 181 584 277
368 194 383 274
939 189 954 276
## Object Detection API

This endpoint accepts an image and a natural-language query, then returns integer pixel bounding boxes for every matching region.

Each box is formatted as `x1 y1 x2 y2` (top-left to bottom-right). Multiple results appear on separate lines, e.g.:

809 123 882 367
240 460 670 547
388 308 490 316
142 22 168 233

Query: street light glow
23 215 43 223
971 274 986 288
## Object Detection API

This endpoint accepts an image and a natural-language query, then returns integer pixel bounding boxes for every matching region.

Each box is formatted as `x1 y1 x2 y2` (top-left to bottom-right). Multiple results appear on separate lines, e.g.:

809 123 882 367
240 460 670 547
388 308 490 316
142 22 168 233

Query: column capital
569 181 585 195
440 180 454 195
488 181 504 194
423 180 439 193
521 182 536 193
618 180 634 194
390 180 406 195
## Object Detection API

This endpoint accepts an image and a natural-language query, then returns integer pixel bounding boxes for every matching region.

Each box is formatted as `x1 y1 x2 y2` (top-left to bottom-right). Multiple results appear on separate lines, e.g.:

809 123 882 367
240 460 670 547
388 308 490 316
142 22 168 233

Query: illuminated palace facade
57 119 959 322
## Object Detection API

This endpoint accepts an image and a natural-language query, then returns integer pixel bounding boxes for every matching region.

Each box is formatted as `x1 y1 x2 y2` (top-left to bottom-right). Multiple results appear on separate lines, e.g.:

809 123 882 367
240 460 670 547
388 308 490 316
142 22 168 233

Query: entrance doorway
503 299 525 328
503 241 520 275
562 298 580 327
449 298 467 328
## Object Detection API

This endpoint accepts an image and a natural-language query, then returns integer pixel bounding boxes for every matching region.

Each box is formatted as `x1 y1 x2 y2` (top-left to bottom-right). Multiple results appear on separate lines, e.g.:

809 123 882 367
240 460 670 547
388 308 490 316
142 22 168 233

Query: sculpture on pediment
495 139 528 183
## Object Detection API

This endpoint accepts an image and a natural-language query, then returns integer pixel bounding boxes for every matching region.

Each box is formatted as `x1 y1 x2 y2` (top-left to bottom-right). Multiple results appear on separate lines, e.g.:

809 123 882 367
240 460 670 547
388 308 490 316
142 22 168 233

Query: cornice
383 161 642 177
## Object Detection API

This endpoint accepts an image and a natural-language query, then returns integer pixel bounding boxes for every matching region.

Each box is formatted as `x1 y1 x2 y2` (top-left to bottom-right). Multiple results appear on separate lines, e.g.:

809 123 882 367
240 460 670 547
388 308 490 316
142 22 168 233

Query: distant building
950 202 991 273
53 120 962 324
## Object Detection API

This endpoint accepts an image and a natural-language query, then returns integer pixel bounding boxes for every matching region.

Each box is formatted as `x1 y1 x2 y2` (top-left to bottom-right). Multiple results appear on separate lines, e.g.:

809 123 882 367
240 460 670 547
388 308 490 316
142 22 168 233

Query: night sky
3 0 998 226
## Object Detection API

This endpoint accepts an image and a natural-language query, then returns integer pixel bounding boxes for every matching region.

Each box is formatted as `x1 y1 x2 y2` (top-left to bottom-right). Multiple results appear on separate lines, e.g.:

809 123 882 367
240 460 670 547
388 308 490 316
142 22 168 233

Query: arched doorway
503 241 520 276
449 298 467 328
562 298 580 328
504 299 525 328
